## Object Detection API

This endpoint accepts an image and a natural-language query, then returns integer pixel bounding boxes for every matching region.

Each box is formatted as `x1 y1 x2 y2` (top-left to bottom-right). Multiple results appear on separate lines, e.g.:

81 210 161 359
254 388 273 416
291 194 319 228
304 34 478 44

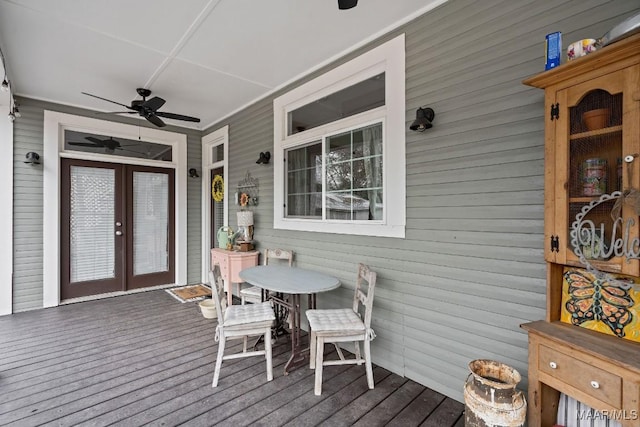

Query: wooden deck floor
0 290 464 426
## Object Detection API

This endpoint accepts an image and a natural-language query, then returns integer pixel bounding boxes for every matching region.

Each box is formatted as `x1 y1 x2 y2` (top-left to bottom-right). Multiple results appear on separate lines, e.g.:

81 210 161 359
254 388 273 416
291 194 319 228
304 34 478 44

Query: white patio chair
306 263 377 395
209 266 275 387
240 248 294 304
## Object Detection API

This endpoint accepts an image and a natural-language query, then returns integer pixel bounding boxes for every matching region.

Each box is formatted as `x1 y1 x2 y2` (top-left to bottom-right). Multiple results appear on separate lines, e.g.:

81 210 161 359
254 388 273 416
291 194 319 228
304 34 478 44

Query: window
287 73 385 135
64 130 173 162
274 34 405 238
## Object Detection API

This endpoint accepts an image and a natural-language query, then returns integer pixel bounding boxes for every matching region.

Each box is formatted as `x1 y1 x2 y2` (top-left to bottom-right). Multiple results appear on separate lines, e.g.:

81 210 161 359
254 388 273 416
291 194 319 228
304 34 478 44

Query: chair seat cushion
306 308 365 335
240 285 262 297
225 301 275 327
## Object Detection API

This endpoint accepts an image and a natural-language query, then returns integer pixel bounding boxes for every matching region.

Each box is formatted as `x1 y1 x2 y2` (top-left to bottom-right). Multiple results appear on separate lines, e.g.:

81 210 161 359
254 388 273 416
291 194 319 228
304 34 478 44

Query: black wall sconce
24 152 40 165
256 151 271 164
188 168 200 178
409 107 435 132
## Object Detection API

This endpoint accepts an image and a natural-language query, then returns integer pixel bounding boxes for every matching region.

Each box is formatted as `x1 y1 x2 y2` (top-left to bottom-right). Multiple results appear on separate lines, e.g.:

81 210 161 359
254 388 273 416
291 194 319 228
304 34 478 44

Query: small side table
211 248 259 305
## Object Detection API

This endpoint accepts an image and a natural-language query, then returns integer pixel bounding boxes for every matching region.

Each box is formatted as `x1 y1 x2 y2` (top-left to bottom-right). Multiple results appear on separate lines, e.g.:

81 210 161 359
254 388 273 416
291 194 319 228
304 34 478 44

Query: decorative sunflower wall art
239 192 250 207
212 175 224 202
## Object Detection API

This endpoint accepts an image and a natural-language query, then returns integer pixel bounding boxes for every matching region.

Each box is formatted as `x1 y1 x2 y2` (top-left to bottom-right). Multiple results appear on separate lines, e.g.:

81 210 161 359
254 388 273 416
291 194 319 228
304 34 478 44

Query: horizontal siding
398 0 640 401
12 104 45 312
185 131 204 285
203 0 640 403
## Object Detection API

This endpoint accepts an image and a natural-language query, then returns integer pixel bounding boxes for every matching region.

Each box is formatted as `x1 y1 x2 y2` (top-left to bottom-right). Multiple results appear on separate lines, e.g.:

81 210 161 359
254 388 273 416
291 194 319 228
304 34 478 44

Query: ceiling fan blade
81 92 132 109
145 114 166 127
95 111 137 115
142 96 165 111
155 111 201 122
85 136 106 145
68 141 100 147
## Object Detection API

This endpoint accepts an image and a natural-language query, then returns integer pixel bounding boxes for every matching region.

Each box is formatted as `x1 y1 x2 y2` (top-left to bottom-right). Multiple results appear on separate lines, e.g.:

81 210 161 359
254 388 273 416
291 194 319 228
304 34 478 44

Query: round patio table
239 265 340 374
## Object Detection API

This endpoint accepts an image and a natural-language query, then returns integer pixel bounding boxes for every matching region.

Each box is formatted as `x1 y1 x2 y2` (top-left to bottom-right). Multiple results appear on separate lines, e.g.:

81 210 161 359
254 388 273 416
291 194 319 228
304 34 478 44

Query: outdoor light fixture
338 0 358 9
188 168 200 178
24 152 40 165
409 107 435 132
256 151 271 164
0 78 8 92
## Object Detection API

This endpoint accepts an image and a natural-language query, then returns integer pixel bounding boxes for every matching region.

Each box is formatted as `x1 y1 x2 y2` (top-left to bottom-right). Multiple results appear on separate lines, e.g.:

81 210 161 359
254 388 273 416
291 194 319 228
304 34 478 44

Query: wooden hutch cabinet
521 33 640 426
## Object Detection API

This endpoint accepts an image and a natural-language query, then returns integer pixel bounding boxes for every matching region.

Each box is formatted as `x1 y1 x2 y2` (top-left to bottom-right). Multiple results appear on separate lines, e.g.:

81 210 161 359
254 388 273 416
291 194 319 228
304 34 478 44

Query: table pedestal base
267 292 316 375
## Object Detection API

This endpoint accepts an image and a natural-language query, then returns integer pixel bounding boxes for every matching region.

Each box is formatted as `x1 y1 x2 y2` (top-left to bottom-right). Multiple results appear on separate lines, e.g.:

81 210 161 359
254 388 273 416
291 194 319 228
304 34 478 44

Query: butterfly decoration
564 270 635 337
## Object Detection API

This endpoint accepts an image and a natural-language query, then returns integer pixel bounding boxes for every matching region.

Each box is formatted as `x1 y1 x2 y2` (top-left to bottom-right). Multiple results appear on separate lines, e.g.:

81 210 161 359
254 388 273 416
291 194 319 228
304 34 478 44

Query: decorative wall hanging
212 174 224 202
236 171 259 206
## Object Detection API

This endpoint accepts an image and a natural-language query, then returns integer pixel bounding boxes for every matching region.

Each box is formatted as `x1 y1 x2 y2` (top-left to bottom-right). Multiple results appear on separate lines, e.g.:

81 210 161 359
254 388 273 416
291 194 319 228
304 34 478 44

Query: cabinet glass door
558 69 639 276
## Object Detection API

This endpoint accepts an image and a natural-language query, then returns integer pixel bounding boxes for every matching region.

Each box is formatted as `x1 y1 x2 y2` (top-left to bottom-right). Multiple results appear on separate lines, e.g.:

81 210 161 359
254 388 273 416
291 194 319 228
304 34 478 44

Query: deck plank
386 387 447 426
0 289 464 426
352 379 426 426
420 397 466 427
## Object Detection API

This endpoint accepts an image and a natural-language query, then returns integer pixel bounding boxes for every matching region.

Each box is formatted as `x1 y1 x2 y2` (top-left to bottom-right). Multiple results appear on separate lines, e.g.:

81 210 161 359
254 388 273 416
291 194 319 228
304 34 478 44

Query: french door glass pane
133 172 169 275
70 166 115 282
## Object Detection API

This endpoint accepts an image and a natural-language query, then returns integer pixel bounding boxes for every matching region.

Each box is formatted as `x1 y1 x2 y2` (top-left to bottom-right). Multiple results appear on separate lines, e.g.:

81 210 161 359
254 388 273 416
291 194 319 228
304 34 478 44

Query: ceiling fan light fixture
338 0 358 10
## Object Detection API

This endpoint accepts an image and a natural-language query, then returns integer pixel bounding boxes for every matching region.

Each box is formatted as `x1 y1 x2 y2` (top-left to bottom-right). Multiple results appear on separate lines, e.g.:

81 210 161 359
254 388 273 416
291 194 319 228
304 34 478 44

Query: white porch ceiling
0 0 446 130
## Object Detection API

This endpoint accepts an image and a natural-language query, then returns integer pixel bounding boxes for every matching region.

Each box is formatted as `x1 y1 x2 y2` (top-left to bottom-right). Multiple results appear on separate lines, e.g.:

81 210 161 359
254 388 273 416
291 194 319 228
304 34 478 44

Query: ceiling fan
81 88 200 128
68 136 142 155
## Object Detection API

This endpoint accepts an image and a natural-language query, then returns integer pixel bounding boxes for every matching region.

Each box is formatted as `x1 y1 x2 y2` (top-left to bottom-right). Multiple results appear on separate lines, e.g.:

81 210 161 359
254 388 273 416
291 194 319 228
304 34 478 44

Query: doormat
166 284 211 303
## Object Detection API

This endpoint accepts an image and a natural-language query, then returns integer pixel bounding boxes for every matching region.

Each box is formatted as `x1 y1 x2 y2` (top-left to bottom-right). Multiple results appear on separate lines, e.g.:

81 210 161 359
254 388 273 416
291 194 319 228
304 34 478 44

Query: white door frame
0 102 13 315
43 111 188 307
201 125 228 283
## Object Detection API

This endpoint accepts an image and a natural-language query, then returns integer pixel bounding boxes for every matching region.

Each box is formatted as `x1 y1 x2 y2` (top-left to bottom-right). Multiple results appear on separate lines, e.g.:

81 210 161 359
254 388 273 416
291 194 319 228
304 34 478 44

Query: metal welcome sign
570 191 636 290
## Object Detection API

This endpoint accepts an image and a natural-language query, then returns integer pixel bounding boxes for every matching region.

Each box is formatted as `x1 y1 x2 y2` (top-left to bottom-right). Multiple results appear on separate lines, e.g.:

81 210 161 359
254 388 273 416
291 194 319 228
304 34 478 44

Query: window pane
287 73 385 135
325 123 383 221
133 172 169 275
212 144 224 162
327 131 352 164
326 163 351 191
69 166 115 283
65 130 172 162
286 142 322 218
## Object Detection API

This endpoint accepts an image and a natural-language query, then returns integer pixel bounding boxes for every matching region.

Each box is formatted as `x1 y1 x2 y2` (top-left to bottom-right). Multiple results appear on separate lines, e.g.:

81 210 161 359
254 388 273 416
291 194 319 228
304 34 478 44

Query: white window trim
201 125 228 283
43 111 188 308
273 34 405 238
0 107 13 315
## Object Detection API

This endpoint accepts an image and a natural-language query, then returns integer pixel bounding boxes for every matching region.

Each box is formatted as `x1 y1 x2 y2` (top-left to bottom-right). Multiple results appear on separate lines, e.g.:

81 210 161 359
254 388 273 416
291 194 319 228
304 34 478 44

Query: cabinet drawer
539 344 622 408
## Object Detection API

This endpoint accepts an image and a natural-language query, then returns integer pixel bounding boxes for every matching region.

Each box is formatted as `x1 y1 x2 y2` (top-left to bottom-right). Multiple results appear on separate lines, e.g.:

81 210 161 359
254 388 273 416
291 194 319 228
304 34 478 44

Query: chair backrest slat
352 263 377 328
209 266 227 323
264 248 294 266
